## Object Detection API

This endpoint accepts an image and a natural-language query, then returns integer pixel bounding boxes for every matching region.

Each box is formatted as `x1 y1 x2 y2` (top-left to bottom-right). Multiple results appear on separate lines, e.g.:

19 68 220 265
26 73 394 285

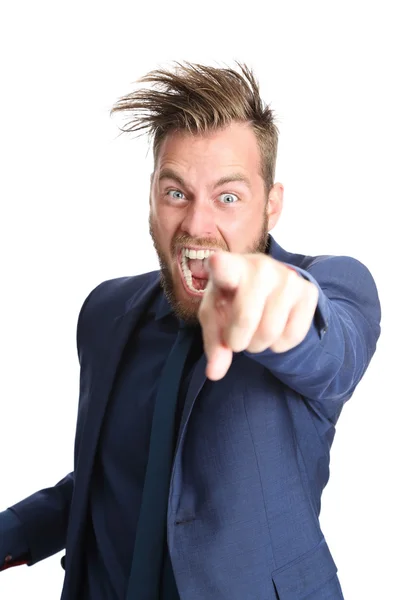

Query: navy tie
125 323 196 600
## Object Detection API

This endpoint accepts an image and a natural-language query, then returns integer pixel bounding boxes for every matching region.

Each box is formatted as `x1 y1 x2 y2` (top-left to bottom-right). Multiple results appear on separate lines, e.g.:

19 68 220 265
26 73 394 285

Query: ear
267 182 284 229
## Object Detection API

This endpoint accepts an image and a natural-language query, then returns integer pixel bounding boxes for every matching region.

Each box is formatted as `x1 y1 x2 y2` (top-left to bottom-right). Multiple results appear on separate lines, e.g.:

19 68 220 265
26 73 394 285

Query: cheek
151 209 176 251
222 211 250 235
220 210 264 251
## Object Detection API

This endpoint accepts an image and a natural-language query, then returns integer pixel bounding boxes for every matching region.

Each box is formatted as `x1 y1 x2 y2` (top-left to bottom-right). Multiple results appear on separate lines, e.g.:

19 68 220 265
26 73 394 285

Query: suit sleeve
0 509 30 570
2 472 73 567
244 255 381 419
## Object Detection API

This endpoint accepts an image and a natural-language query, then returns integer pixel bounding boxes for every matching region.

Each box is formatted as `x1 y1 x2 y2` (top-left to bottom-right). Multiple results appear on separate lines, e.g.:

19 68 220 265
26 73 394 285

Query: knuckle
287 331 305 347
233 313 253 331
246 339 265 353
283 323 307 347
286 268 301 289
259 318 281 343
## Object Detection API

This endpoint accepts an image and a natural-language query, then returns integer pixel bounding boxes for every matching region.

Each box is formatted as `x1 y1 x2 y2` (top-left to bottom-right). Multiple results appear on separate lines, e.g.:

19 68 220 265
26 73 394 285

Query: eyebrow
158 168 252 191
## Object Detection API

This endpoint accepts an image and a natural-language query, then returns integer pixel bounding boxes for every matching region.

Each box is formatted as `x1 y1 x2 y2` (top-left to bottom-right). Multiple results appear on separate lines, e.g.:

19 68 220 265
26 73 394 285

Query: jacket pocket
271 538 338 600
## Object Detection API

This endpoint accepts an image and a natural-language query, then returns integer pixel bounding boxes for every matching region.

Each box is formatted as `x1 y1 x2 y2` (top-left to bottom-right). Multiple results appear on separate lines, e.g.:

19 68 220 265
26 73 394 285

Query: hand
198 251 319 381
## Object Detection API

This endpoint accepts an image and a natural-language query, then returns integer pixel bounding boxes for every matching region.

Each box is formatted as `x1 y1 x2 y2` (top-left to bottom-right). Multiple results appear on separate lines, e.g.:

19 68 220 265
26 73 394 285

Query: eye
167 189 185 200
219 193 238 204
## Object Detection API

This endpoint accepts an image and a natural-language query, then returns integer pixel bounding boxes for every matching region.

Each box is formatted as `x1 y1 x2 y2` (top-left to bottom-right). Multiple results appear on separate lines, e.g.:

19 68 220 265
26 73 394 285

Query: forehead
155 121 262 176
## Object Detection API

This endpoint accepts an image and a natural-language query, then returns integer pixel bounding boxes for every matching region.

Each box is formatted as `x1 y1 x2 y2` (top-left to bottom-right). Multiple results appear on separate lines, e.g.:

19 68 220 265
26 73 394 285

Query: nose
180 199 217 239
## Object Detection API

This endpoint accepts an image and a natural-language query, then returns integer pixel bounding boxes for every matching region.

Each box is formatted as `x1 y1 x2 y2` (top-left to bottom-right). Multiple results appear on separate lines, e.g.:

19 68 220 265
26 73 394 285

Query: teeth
181 252 206 294
183 248 216 259
180 248 217 293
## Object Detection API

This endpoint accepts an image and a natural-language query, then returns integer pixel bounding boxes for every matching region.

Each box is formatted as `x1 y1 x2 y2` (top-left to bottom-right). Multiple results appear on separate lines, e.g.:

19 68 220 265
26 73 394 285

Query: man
0 62 381 599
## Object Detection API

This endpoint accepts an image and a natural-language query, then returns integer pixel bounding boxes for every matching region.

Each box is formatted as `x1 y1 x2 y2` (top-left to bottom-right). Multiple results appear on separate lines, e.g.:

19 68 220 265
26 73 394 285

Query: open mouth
179 247 217 295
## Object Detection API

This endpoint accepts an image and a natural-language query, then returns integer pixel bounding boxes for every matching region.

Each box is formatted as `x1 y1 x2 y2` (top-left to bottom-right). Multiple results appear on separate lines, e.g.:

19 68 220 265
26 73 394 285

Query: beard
148 212 270 324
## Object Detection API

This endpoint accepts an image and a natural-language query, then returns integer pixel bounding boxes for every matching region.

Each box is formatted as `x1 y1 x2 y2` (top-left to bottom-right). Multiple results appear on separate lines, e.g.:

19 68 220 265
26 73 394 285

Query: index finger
199 281 233 380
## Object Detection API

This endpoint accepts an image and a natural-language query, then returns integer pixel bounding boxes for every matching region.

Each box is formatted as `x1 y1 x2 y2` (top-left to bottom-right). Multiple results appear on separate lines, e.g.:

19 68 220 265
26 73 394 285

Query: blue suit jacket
9 235 381 599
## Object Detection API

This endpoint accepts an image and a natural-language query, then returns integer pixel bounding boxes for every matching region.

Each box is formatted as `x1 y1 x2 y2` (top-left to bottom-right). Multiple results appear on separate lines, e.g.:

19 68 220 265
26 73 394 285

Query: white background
0 1 398 598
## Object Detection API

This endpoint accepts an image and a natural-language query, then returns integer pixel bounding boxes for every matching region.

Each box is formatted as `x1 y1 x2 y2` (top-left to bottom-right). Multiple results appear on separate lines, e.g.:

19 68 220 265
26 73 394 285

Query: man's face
149 121 283 323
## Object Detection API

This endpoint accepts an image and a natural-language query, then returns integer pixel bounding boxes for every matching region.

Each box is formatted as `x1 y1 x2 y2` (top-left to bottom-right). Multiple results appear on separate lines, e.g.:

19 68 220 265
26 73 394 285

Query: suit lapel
75 308 143 481
176 354 208 447
175 349 242 455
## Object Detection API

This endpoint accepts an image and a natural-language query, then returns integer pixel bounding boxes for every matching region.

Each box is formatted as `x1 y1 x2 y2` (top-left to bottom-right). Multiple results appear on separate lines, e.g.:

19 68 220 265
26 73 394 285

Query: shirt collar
152 292 190 331
154 288 174 321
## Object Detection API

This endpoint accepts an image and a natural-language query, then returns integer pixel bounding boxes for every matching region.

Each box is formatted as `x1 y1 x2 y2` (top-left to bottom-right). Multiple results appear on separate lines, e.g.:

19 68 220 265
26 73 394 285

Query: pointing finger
199 280 233 380
206 252 246 291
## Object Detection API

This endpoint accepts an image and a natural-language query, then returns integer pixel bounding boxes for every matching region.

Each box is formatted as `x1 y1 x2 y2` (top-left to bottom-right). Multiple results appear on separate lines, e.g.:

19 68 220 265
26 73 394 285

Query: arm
1 472 73 569
0 282 100 571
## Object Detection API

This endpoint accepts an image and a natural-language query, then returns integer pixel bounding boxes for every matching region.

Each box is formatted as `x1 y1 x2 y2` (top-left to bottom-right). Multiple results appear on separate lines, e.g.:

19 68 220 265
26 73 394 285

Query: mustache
171 234 228 253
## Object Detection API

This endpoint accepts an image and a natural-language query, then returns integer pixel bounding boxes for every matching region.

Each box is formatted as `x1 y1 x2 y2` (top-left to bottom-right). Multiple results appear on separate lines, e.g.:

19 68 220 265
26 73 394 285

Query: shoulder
270 235 381 326
272 235 379 296
76 270 160 351
82 270 160 314
293 252 379 302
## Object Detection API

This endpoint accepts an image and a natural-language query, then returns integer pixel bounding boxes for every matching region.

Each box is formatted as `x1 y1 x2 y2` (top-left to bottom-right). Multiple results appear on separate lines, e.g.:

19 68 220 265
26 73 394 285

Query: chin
173 279 203 323
159 268 201 324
